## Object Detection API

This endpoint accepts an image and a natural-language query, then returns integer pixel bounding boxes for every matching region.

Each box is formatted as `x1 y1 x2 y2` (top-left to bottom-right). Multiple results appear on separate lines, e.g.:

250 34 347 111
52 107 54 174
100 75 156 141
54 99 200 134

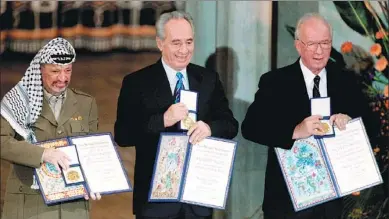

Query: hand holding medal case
310 97 335 138
55 145 85 186
179 90 198 130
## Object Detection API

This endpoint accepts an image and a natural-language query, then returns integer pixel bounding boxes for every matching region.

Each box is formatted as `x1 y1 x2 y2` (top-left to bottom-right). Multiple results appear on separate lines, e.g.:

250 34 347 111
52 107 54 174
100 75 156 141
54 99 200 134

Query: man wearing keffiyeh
1 37 101 219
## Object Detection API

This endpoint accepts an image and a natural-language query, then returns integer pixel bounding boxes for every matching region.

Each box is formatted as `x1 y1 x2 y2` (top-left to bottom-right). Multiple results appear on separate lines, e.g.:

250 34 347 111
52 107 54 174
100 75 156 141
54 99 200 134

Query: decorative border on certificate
275 137 338 212
35 138 70 148
180 137 237 209
320 117 383 196
149 133 190 201
34 138 86 205
69 132 133 195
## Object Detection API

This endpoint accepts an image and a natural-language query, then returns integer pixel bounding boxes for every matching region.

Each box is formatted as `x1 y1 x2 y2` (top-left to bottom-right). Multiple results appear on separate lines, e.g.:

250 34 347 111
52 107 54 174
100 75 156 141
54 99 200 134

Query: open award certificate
34 139 87 205
68 133 133 195
275 117 383 212
35 133 132 205
148 133 237 209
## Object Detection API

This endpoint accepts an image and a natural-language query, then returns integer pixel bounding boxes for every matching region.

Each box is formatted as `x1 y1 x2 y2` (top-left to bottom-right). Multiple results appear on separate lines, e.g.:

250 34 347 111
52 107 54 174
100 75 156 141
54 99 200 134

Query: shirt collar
161 57 187 80
43 88 67 104
299 58 327 85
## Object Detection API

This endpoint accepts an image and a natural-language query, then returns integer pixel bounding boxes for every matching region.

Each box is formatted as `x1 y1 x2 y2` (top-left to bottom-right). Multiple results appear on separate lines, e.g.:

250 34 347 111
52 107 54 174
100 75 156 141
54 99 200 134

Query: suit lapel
153 60 175 108
152 60 203 108
325 62 339 99
289 60 311 117
187 64 203 93
40 98 57 126
57 89 77 127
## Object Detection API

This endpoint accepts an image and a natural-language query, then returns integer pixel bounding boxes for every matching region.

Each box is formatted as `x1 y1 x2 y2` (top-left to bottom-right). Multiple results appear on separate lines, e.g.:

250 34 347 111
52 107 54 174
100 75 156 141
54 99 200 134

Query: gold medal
67 170 80 181
321 122 330 133
183 116 195 129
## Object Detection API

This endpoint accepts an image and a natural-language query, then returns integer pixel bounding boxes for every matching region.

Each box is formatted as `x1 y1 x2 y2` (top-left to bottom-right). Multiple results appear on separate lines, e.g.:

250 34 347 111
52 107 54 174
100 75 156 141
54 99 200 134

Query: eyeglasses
298 40 332 51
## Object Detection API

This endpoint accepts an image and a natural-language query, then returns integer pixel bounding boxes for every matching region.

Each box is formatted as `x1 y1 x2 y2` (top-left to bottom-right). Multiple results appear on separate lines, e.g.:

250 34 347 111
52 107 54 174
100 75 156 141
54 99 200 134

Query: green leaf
373 81 386 92
333 1 381 37
375 71 389 84
285 25 296 39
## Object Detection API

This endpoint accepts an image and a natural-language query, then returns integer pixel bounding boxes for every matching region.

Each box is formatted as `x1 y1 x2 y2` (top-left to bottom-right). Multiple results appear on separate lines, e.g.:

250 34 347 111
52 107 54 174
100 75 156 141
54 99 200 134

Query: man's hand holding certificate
329 113 352 131
34 133 132 205
177 89 212 144
152 89 236 209
56 145 102 201
149 133 237 209
277 117 382 211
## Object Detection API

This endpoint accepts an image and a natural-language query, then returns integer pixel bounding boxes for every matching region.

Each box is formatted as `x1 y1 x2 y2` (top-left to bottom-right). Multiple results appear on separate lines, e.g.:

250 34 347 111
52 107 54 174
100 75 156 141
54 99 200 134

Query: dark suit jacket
114 59 238 217
241 59 378 218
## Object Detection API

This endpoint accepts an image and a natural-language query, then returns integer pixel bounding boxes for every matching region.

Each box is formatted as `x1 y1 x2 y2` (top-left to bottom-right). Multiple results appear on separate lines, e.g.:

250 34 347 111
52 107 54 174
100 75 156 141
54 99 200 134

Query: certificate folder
149 133 237 209
34 133 133 205
69 133 133 196
275 117 383 212
34 138 87 205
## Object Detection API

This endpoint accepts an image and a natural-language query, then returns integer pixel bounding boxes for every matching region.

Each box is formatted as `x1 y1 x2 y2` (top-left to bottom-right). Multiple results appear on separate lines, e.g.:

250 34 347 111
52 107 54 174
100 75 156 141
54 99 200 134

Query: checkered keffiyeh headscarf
1 38 76 143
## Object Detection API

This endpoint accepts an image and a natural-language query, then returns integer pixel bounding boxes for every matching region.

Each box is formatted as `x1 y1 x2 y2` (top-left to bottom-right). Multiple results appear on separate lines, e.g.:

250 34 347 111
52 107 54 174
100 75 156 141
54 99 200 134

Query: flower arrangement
335 1 388 218
337 1 388 161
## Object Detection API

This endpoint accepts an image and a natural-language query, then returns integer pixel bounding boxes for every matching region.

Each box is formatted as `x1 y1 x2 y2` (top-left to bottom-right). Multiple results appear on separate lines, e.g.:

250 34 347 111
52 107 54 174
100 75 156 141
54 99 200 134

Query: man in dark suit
114 11 238 219
241 13 378 219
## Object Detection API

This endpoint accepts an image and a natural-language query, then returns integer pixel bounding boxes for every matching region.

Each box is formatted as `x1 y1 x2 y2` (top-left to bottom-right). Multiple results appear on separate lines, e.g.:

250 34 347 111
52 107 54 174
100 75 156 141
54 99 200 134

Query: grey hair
156 11 195 40
294 13 332 40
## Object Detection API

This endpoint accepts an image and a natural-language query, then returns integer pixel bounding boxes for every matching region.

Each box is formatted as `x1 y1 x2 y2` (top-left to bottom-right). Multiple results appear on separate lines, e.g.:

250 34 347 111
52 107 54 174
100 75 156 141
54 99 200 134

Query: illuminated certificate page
322 118 382 196
181 138 236 209
71 134 131 194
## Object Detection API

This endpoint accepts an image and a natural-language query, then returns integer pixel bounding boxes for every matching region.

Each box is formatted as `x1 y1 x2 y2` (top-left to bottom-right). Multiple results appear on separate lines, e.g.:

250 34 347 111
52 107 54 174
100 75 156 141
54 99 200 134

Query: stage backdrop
0 1 185 54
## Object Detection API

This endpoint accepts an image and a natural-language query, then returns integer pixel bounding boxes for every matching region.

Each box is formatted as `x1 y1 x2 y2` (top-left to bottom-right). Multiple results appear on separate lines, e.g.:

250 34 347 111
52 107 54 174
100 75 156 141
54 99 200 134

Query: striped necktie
174 72 185 103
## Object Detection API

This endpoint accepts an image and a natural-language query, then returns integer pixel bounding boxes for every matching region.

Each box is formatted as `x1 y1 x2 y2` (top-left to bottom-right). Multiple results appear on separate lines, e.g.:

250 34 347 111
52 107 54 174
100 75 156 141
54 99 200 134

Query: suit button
57 130 63 135
19 186 23 192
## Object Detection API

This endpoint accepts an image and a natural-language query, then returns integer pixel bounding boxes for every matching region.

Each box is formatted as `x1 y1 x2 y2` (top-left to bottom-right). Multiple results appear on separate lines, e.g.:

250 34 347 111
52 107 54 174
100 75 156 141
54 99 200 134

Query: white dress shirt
299 59 327 99
161 58 190 94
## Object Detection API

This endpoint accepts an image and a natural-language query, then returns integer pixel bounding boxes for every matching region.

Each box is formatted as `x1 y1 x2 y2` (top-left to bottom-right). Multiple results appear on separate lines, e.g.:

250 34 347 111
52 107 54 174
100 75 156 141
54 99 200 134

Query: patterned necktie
313 75 321 98
174 72 185 103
